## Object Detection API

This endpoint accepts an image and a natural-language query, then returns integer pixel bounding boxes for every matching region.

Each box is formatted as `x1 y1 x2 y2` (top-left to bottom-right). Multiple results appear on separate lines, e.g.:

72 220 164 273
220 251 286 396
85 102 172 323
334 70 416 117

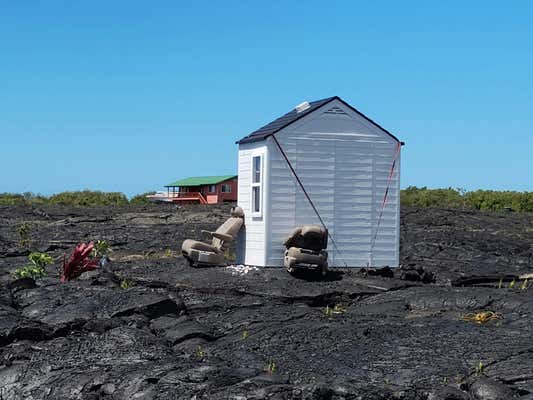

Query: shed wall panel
265 100 400 267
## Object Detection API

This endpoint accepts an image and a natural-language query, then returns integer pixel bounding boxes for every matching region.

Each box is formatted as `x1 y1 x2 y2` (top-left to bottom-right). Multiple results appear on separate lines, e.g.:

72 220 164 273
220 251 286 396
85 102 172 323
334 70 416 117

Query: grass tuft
264 361 276 374
195 345 206 359
120 279 132 289
461 311 502 324
475 361 485 376
324 304 347 317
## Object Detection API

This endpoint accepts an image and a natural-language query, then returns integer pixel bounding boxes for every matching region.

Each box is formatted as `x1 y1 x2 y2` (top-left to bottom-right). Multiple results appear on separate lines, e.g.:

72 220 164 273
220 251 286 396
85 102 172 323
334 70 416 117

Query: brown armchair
283 225 328 276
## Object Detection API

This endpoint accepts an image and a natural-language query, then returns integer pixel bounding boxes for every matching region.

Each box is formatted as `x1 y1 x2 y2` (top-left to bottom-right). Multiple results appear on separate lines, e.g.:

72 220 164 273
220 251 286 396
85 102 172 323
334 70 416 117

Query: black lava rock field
0 204 531 399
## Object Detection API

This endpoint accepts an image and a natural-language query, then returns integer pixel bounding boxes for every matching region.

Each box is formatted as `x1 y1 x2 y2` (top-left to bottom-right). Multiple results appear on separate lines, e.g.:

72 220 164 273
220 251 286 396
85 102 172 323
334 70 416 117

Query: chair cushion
283 225 327 251
283 227 303 248
300 226 327 251
214 217 244 237
286 247 327 266
182 239 218 254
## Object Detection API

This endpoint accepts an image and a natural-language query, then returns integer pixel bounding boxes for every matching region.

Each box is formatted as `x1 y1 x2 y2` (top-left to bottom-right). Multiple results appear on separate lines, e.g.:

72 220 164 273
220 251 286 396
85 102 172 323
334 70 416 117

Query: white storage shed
236 96 403 268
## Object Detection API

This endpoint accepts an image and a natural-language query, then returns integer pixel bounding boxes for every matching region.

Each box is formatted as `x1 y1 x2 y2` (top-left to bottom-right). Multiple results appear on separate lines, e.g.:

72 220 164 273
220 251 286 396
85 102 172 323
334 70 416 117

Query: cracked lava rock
0 204 531 399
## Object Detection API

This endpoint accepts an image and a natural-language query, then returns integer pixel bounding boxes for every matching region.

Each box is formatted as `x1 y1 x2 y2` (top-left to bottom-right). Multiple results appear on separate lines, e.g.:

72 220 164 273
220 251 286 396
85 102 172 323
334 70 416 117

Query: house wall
236 142 268 265
187 179 237 204
205 194 218 204
265 99 401 267
216 178 238 203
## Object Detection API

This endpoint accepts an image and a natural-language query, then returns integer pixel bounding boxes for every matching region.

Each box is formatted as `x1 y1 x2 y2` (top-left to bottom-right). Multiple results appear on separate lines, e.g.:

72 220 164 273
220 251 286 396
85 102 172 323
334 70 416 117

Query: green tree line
0 190 154 206
400 186 533 212
0 188 531 212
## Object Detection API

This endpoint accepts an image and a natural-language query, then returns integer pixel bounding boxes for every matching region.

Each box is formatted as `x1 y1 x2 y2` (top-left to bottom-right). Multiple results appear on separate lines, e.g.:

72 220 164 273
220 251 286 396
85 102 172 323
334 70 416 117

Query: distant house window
221 183 231 193
251 154 263 216
209 185 216 193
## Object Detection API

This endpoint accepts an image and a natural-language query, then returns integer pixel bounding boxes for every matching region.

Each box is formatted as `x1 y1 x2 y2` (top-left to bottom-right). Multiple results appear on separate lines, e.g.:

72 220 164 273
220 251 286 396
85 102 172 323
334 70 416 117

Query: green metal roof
165 175 237 187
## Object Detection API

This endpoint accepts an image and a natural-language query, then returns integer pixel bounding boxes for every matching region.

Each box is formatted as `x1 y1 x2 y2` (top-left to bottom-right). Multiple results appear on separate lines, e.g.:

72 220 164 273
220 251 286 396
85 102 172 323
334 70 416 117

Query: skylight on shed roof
294 101 310 113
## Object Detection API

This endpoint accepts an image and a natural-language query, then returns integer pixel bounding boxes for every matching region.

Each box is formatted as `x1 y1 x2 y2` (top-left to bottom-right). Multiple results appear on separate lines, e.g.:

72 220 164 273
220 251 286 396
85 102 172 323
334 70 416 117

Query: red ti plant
61 242 99 282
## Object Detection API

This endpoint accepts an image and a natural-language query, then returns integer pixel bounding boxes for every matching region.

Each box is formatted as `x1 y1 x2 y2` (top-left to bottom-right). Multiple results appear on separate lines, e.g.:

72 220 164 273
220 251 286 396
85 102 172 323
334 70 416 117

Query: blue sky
1 1 532 196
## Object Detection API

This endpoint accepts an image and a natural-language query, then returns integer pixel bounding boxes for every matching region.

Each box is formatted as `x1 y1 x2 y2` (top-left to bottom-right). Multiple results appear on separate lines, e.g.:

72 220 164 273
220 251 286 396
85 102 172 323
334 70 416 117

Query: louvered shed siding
264 99 400 267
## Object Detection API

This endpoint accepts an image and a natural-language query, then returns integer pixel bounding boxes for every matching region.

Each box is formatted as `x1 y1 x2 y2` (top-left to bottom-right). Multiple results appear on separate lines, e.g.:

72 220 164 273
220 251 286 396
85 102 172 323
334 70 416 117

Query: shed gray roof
236 96 400 144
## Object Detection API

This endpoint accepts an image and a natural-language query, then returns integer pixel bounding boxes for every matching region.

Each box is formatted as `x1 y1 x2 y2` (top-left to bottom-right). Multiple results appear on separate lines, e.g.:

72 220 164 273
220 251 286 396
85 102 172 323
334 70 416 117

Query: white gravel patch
226 264 259 276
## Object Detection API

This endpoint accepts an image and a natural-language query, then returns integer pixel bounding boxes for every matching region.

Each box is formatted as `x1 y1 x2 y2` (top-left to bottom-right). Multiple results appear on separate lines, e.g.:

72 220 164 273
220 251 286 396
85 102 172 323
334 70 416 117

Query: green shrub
22 192 48 204
0 193 27 206
400 187 533 212
400 186 465 208
0 192 48 205
16 222 32 249
48 190 129 206
129 191 155 205
464 190 533 212
0 191 129 206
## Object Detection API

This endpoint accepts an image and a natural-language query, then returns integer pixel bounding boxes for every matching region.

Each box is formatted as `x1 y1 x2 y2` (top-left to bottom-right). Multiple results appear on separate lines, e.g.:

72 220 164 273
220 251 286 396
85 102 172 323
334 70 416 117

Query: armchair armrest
201 230 234 242
211 232 233 242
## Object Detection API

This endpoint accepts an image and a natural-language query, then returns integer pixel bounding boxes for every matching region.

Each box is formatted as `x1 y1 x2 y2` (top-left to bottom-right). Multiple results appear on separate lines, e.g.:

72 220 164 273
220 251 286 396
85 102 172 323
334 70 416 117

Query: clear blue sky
2 1 532 196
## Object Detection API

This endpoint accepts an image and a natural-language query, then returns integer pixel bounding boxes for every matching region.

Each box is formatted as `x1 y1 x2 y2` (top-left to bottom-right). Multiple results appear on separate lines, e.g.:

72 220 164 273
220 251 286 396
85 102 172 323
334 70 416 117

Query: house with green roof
147 175 237 204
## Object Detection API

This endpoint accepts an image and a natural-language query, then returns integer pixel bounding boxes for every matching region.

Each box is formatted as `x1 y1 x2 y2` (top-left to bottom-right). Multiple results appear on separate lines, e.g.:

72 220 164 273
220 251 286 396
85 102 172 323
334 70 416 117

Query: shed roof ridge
236 96 400 144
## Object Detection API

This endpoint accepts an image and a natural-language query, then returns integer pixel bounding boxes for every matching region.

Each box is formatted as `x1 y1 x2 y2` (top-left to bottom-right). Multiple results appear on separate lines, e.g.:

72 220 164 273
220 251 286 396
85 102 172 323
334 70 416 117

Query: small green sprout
498 278 503 289
242 330 249 340
475 361 485 375
520 279 529 290
120 279 132 289
509 279 516 289
12 265 46 280
12 252 53 280
28 252 53 267
195 345 205 359
16 222 31 237
265 361 276 374
16 222 32 249
92 240 112 258
164 248 173 258
224 248 236 261
143 249 156 258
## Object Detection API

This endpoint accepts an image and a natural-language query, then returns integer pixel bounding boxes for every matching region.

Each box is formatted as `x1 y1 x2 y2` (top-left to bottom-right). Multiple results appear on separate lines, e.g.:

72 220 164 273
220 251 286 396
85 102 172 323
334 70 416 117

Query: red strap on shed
368 141 401 266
